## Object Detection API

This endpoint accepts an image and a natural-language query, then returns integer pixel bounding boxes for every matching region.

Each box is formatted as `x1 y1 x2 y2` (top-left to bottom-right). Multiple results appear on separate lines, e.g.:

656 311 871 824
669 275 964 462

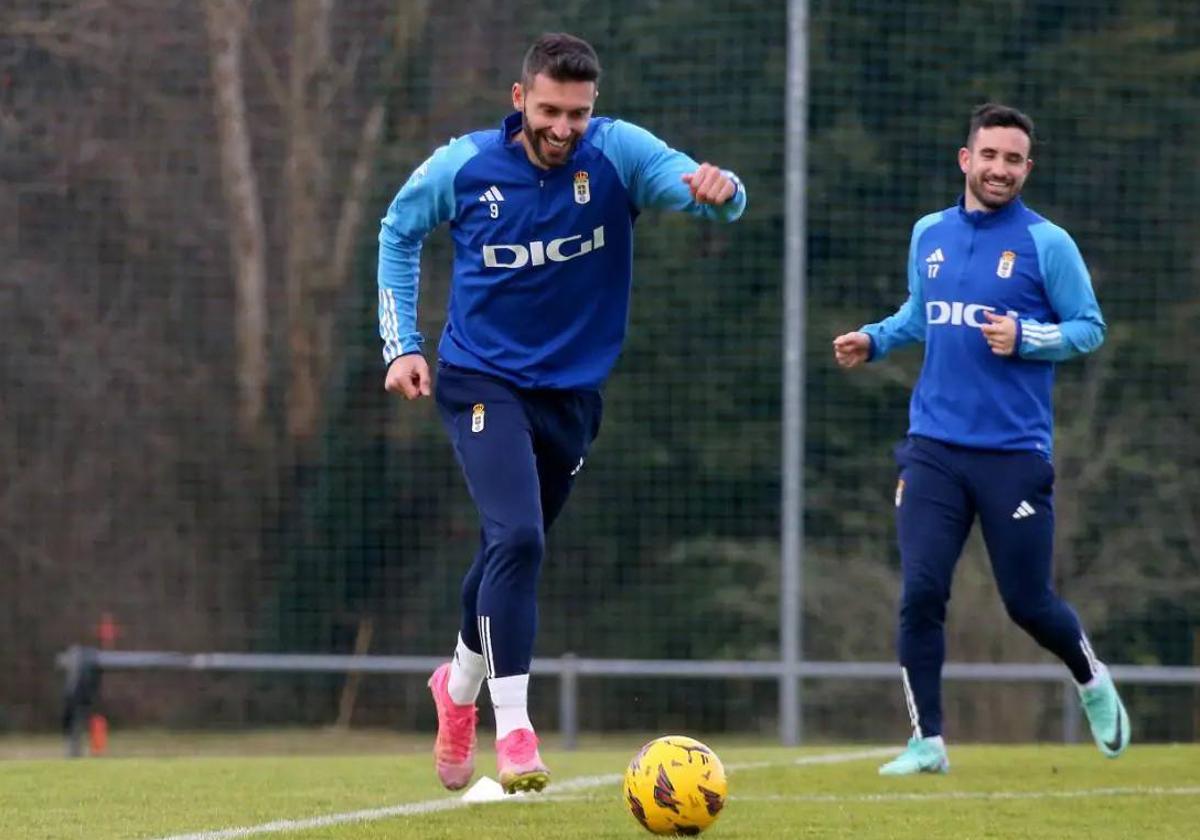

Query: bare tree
200 0 433 444
204 0 270 439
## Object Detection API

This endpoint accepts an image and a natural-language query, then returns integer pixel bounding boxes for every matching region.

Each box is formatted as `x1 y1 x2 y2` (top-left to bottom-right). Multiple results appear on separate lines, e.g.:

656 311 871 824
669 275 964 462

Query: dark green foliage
3 0 1197 738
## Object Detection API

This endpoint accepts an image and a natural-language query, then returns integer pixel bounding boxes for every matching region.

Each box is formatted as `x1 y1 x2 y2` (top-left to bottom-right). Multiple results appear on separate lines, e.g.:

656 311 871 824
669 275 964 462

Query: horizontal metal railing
56 646 1200 756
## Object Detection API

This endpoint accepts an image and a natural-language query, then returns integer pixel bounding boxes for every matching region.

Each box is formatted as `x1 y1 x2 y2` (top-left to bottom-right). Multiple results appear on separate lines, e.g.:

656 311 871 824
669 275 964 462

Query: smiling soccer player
377 32 746 793
833 103 1128 775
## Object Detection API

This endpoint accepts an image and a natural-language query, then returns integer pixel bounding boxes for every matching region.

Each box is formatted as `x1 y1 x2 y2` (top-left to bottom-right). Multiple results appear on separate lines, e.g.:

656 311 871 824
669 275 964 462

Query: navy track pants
435 363 601 678
893 435 1098 738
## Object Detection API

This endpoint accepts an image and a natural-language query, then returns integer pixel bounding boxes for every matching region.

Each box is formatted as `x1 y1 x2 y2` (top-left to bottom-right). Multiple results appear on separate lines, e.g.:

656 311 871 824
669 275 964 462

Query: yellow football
623 735 727 836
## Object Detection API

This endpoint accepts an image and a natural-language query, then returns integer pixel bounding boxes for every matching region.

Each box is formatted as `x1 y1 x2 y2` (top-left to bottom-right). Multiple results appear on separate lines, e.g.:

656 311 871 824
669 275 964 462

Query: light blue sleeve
1022 222 1106 361
860 212 942 361
593 120 747 222
377 135 478 365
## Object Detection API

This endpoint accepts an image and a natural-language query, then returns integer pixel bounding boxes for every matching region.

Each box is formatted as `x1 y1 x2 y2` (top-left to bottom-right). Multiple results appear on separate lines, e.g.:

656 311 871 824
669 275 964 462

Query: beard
967 171 1021 209
521 109 579 168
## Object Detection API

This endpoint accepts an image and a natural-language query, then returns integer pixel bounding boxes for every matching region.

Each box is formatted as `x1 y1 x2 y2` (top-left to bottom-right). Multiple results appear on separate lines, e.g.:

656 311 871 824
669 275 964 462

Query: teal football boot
878 736 950 776
1079 666 1130 758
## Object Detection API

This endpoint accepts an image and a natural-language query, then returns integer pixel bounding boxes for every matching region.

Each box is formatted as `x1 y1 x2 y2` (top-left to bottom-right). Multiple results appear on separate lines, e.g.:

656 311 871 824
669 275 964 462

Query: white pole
781 0 810 747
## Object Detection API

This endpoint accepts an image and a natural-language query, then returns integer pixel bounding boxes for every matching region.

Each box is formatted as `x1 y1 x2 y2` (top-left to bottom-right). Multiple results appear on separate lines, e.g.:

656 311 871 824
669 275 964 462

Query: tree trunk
281 0 332 443
204 0 269 439
282 0 433 445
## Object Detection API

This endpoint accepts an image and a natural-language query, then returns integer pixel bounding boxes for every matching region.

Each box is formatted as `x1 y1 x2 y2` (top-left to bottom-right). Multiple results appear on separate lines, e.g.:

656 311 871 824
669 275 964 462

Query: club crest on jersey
997 250 1016 279
471 403 485 433
573 171 590 205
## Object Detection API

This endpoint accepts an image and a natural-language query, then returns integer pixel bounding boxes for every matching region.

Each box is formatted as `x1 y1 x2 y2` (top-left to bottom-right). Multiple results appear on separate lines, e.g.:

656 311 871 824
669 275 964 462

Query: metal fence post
560 652 578 751
780 0 811 751
1062 679 1081 743
61 645 99 758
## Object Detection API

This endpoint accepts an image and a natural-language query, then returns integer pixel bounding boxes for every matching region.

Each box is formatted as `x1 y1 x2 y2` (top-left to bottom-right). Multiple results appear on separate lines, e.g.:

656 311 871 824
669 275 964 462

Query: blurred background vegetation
2 0 1197 742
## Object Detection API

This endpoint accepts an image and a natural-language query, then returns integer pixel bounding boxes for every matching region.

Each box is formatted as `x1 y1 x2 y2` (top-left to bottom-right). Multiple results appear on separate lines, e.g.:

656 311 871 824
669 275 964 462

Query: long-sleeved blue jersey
862 197 1105 454
378 112 746 389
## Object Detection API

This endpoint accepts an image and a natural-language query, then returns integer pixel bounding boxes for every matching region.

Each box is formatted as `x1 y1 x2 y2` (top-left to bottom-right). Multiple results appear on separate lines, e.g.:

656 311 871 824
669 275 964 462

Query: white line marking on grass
731 786 1200 804
149 797 468 840
732 747 895 772
545 747 894 795
149 748 890 840
543 785 1200 806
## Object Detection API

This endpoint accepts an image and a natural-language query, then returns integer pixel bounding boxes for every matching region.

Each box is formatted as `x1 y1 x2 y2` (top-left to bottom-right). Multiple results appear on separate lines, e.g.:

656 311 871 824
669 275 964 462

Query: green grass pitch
1 736 1197 839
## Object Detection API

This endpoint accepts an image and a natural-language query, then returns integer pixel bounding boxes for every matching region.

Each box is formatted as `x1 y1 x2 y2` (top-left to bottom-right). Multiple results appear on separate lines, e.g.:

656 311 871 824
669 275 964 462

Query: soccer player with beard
377 32 746 793
833 103 1128 774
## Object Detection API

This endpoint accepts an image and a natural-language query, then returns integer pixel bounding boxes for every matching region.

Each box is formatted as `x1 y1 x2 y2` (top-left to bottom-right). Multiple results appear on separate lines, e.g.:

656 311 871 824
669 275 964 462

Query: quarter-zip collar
956 194 1025 228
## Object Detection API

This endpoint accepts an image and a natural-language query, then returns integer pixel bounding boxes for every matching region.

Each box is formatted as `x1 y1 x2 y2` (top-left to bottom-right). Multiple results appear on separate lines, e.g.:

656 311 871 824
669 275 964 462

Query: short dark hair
521 33 601 88
967 103 1035 148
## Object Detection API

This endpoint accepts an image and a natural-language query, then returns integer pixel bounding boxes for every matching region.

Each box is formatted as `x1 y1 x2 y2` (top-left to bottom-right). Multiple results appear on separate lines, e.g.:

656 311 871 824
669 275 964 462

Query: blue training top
861 196 1105 454
378 112 747 389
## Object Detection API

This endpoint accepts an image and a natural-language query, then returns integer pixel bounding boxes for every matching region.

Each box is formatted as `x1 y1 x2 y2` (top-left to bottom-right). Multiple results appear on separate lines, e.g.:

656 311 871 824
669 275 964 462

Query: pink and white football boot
427 662 478 790
495 727 550 793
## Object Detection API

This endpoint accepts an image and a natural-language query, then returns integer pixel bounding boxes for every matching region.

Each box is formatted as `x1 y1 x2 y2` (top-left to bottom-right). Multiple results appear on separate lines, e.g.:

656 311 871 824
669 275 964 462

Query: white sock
925 735 945 750
488 673 532 739
447 634 486 705
1080 657 1104 691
